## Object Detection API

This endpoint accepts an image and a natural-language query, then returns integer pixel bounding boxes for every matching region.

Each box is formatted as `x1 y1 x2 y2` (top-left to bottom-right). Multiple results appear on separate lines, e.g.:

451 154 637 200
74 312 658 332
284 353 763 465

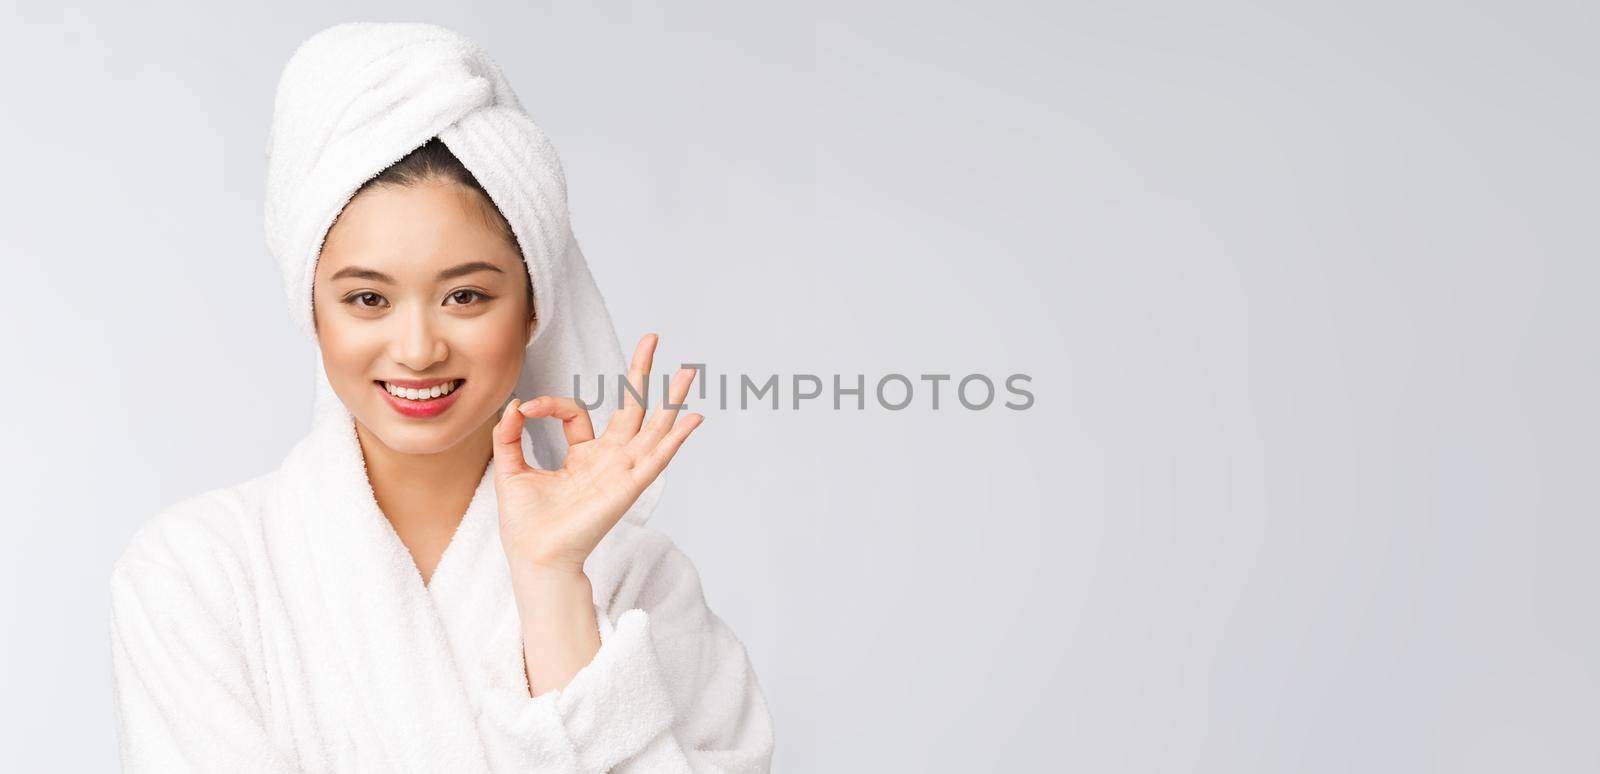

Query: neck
353 412 498 530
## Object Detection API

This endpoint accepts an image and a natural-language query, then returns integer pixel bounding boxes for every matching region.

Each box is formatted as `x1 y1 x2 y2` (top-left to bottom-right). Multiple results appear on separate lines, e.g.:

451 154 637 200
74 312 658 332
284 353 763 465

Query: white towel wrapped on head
265 21 653 508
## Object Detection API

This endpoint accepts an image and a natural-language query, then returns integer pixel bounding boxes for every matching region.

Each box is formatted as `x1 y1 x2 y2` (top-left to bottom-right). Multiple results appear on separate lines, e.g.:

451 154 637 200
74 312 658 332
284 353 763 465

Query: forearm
510 561 602 697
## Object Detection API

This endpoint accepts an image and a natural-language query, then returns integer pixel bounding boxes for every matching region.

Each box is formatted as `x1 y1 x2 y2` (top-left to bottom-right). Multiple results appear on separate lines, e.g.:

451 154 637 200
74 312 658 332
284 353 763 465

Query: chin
349 396 473 457
363 417 468 456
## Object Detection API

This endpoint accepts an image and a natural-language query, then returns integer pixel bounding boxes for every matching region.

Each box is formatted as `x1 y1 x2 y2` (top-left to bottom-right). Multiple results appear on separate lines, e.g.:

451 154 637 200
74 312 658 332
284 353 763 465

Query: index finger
520 395 596 447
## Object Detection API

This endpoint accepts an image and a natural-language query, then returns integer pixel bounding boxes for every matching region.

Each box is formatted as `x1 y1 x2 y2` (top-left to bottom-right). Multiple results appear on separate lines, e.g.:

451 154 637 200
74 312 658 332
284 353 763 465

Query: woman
108 22 775 773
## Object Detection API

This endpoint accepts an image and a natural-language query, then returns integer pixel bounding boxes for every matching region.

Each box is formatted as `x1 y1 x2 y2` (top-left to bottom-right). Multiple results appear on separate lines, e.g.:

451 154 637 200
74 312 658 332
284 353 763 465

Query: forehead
317 181 519 279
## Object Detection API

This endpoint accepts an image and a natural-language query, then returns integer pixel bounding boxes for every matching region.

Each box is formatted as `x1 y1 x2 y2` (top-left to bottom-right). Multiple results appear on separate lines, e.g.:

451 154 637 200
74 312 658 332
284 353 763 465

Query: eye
342 291 387 308
446 289 494 306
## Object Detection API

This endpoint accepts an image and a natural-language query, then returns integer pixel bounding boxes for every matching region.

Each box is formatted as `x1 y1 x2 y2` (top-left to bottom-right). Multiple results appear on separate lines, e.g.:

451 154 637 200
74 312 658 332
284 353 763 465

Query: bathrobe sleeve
109 501 299 773
476 535 775 774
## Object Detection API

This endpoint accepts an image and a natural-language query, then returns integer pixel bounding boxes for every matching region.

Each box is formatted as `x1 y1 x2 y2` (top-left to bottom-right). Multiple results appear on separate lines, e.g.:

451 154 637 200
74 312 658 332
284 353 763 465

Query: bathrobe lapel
282 406 510 773
424 458 530 712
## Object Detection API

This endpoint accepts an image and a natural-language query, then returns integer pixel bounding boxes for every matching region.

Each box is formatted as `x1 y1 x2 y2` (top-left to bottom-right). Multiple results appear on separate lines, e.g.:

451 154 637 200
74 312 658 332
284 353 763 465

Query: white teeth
385 380 458 401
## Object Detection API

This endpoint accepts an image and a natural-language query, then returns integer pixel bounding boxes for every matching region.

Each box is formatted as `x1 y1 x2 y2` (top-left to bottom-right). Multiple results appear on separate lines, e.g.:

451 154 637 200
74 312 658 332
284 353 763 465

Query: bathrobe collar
276 401 539 772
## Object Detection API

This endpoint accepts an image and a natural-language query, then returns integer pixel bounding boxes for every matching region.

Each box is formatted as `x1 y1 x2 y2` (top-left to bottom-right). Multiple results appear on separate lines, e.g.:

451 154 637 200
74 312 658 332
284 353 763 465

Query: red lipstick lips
375 378 464 419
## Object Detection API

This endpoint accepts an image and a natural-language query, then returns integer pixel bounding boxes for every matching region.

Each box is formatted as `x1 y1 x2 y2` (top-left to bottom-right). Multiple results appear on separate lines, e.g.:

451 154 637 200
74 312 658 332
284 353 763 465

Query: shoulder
586 520 715 620
109 474 273 605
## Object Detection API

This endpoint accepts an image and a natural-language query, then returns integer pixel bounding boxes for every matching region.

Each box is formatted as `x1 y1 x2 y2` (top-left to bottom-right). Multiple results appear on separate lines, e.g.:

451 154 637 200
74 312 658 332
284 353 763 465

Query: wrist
503 539 587 575
508 555 591 589
508 559 597 641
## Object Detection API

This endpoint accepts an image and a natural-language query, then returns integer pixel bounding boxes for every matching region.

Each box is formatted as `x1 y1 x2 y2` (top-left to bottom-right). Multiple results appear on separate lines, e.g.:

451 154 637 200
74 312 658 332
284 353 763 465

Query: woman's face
313 178 534 456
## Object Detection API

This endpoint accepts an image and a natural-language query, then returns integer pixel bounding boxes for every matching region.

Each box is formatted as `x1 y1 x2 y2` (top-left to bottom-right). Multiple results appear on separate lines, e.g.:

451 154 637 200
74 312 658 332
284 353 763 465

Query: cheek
315 320 383 380
447 317 529 398
463 315 530 367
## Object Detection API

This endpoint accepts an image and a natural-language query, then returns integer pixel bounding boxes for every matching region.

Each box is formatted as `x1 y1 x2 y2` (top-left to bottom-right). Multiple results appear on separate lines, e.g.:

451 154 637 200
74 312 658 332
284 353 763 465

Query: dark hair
318 137 536 330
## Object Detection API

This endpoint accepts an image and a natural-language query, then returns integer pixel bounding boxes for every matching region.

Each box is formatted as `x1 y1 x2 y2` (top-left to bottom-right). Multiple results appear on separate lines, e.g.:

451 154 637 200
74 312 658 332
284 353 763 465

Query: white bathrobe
109 399 775 773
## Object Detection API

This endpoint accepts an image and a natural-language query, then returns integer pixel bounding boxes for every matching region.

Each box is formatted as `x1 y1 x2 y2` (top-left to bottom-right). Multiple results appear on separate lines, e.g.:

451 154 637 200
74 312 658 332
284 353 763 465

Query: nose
388 303 449 372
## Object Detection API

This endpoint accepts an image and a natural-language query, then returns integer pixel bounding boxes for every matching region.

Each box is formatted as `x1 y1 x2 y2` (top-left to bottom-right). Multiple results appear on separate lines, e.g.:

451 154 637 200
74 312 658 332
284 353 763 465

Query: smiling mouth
375 378 466 402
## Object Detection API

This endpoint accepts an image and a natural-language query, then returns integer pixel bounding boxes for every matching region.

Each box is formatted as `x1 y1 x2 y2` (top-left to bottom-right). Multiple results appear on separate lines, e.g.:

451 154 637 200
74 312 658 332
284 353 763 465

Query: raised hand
490 333 702 574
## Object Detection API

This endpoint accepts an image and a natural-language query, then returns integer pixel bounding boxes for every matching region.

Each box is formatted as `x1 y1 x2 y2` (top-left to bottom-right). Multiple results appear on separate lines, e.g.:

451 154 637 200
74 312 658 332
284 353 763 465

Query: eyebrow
329 261 505 284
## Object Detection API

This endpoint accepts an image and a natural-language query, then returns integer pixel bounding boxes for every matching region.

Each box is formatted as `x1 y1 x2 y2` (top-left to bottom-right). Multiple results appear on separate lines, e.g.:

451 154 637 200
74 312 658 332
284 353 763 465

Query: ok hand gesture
491 333 702 574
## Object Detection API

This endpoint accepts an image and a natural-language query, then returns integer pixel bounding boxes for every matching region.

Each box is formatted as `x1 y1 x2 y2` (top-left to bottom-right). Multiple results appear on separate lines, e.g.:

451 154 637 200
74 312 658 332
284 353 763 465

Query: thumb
492 398 532 478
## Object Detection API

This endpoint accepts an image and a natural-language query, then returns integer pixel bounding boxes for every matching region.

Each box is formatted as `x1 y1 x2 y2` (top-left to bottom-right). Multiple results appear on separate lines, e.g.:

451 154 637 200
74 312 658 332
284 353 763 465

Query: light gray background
3 2 1596 771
